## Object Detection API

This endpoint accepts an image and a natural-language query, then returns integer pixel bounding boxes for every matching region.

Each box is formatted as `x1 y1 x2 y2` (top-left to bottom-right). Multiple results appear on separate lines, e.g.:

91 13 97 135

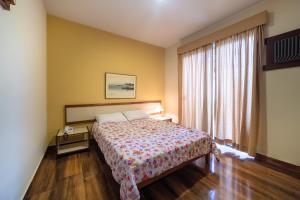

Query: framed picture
105 73 136 99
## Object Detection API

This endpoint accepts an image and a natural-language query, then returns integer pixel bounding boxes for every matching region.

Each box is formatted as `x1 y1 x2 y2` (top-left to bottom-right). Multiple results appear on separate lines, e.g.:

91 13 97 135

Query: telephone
64 126 74 134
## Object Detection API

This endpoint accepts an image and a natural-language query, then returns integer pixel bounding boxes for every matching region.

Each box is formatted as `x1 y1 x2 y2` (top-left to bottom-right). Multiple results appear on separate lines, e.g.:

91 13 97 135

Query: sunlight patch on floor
216 143 254 160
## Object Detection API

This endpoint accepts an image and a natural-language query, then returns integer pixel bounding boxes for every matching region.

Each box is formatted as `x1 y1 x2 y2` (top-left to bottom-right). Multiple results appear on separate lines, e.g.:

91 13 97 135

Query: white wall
165 0 300 165
0 1 47 199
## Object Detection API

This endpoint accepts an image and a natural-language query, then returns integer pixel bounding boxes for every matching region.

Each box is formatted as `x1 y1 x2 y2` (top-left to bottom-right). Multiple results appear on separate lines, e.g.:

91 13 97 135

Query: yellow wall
47 15 165 144
165 0 300 166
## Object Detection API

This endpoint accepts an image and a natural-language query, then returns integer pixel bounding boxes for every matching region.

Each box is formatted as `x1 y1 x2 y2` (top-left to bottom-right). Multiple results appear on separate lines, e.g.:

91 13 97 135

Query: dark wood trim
264 28 300 71
66 119 96 125
255 153 300 179
137 153 209 189
105 72 137 99
0 0 15 10
64 100 161 125
65 100 161 108
263 61 300 71
265 28 300 43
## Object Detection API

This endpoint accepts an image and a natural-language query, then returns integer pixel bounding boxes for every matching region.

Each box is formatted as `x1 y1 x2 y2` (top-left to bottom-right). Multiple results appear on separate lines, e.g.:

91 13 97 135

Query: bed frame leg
205 153 210 172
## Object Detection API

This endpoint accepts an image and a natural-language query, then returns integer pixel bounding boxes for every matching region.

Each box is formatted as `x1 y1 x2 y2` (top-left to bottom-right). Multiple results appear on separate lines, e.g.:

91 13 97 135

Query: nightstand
151 115 172 122
56 126 89 156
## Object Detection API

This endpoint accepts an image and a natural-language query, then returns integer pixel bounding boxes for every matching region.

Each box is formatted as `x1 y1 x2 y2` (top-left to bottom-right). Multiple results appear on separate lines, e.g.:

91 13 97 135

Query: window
181 26 263 155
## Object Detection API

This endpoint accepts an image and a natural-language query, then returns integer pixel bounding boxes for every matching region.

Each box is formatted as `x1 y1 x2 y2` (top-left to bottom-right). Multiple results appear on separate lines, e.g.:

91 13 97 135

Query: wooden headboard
64 100 162 125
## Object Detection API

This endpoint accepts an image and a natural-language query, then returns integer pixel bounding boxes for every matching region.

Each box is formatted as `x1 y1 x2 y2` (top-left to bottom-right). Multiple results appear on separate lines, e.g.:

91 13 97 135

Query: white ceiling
44 0 261 47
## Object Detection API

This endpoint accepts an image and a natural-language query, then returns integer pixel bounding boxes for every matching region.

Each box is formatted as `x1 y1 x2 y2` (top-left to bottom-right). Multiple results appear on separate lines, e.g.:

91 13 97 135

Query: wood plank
256 153 300 179
25 143 300 200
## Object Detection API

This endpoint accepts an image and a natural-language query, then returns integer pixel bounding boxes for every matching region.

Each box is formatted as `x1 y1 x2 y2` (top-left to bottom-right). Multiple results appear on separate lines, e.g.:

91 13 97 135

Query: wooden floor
25 143 300 200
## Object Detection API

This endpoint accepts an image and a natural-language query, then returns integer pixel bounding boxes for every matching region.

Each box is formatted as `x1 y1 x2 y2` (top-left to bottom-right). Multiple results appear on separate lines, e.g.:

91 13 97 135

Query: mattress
92 118 218 200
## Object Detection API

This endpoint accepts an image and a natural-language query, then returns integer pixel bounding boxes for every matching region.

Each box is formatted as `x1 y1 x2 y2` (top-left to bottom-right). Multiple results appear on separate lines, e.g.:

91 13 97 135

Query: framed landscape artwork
105 73 136 99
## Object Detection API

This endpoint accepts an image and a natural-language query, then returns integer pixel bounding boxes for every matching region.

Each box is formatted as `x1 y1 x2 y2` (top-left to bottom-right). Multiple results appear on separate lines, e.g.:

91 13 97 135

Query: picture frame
105 73 137 99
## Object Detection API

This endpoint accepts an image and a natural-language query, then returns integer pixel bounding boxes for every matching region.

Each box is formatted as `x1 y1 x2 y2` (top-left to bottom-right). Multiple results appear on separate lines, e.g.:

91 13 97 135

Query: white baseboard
21 147 47 199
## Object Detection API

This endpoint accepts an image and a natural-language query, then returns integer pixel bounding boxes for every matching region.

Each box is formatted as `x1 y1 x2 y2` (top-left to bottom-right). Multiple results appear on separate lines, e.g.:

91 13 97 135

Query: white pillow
96 112 128 123
122 110 149 121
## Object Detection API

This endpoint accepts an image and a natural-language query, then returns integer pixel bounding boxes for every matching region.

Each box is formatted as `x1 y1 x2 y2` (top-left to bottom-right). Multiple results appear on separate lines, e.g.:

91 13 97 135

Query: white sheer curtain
182 44 214 135
181 26 264 155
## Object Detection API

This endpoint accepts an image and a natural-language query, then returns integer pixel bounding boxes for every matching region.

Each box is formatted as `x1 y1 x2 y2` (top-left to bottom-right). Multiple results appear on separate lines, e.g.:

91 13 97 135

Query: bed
92 118 218 200
64 101 219 200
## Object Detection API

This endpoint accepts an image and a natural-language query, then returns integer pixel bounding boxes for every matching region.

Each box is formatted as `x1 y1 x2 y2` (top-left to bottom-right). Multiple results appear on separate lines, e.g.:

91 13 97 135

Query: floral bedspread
92 118 218 200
